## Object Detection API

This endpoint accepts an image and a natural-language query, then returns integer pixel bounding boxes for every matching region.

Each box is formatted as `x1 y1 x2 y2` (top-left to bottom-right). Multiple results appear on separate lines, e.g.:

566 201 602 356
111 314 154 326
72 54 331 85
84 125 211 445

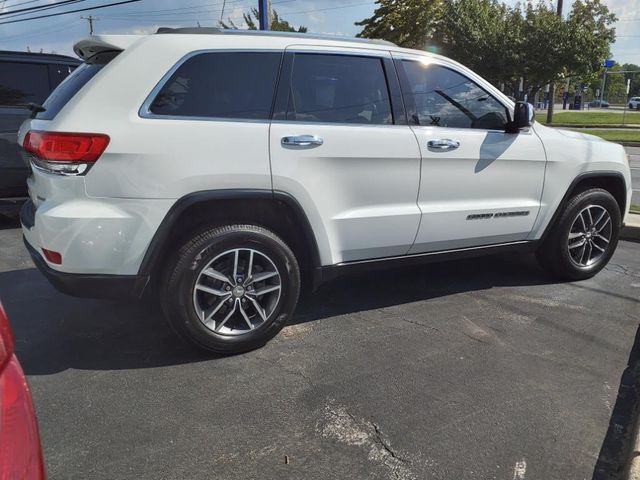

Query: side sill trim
312 240 537 288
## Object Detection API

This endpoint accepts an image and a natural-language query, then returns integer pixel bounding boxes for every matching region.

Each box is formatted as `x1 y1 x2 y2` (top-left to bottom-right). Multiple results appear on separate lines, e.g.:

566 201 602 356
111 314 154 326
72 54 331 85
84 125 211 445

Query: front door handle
281 135 324 147
427 139 460 151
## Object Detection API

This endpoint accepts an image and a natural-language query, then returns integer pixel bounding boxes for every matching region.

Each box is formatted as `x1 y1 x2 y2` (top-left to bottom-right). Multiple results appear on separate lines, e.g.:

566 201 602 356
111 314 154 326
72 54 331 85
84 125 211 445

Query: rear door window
0 61 50 107
36 50 119 120
148 52 282 120
285 53 393 125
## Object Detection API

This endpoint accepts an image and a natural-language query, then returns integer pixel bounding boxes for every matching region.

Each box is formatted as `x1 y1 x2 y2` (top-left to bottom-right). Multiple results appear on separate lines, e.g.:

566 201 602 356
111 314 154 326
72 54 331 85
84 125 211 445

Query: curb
622 214 640 241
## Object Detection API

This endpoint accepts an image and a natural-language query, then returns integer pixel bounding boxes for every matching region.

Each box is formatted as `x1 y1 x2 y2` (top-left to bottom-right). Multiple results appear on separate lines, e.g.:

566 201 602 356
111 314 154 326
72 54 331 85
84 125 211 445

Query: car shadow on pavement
0 251 556 376
292 252 553 326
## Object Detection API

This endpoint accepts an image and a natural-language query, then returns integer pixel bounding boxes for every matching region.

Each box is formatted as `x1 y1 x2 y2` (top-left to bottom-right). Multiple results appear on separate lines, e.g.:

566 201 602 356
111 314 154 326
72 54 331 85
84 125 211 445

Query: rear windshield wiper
27 103 46 118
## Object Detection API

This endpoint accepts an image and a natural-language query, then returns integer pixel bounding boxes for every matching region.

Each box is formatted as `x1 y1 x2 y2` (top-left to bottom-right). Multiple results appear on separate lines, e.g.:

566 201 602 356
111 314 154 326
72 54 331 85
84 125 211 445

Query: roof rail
155 27 397 47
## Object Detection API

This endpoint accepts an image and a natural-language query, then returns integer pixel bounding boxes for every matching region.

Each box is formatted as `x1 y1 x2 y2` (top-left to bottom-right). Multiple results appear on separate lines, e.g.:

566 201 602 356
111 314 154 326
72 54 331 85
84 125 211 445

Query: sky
0 0 638 65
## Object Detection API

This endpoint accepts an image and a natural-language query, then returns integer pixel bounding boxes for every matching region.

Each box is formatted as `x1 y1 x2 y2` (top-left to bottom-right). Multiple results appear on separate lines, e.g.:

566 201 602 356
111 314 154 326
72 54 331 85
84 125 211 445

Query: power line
99 0 291 19
0 0 88 16
0 0 51 10
1 0 89 20
0 0 143 24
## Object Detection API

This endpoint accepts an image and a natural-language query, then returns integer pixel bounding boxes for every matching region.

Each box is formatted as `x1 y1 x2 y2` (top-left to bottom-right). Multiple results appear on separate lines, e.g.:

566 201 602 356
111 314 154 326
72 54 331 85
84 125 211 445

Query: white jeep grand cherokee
19 29 632 354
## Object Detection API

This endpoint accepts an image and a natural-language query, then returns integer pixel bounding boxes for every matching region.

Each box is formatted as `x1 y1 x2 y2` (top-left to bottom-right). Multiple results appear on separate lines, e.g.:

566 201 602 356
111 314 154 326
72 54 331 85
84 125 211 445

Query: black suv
0 51 80 214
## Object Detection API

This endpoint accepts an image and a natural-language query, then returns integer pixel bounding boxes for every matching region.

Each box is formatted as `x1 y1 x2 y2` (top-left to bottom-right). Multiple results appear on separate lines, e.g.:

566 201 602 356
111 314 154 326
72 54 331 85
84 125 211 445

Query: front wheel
161 225 301 355
536 188 621 281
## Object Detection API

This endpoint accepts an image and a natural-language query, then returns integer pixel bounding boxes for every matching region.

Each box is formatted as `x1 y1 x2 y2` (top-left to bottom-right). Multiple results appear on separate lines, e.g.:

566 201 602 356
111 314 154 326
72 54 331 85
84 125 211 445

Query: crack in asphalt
605 263 640 278
372 422 410 465
321 402 416 480
397 317 440 333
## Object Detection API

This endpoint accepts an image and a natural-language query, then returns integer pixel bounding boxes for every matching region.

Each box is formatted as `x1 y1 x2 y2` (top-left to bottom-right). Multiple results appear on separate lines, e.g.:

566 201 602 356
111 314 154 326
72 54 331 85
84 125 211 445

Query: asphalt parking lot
1 215 639 480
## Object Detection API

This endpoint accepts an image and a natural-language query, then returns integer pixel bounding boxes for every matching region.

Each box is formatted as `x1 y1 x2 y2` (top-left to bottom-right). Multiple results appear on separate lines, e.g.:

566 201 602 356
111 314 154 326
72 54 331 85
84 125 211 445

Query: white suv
19 29 632 354
629 97 640 110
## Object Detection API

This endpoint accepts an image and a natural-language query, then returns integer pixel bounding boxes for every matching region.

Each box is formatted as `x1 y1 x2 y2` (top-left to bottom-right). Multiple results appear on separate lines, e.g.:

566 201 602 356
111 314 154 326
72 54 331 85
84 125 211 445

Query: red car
0 303 45 480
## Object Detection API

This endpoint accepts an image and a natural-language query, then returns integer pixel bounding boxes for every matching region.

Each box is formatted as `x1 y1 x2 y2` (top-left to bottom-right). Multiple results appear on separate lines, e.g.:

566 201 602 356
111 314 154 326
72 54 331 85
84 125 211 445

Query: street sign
604 59 615 69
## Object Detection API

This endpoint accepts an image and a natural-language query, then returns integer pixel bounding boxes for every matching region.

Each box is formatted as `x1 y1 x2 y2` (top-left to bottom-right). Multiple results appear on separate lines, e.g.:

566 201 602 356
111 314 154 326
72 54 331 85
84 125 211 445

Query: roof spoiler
73 35 142 61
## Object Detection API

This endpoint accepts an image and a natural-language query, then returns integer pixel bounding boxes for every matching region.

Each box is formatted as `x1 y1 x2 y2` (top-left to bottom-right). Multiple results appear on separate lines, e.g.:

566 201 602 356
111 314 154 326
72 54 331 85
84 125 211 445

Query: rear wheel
536 188 620 280
161 225 300 354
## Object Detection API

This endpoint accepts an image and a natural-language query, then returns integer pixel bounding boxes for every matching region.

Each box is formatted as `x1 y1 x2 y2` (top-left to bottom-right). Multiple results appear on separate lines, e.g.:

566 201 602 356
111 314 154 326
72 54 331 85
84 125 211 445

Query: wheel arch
540 171 627 242
138 189 321 281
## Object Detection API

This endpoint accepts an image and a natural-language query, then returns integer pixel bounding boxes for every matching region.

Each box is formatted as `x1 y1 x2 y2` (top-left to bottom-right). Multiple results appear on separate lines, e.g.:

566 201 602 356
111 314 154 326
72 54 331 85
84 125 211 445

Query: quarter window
286 54 393 125
149 52 282 120
400 60 509 130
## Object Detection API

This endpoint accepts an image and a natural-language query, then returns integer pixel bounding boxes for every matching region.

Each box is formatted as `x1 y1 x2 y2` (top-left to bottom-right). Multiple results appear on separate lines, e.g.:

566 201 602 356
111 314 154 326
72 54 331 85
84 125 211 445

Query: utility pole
545 0 563 124
258 0 270 30
81 15 98 35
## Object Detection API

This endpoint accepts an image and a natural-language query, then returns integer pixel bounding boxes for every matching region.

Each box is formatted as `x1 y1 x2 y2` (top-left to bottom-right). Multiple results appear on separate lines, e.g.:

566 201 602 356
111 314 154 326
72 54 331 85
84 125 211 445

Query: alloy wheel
567 205 612 267
192 248 282 335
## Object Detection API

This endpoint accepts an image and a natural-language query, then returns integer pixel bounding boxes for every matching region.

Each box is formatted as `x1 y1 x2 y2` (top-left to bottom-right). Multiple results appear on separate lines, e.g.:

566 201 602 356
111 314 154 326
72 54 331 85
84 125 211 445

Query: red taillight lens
41 249 62 265
23 130 109 162
0 304 14 369
0 304 46 480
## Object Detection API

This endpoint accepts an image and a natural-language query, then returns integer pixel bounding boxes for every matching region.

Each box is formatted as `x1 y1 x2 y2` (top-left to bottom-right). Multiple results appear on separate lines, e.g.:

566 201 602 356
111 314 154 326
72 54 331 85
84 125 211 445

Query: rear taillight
0 303 46 480
23 130 109 176
0 304 14 370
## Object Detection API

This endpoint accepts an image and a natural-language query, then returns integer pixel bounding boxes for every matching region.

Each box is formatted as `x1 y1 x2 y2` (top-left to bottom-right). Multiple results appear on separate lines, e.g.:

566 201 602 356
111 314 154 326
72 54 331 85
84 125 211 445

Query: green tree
356 0 617 102
220 8 307 32
355 0 443 49
622 63 640 97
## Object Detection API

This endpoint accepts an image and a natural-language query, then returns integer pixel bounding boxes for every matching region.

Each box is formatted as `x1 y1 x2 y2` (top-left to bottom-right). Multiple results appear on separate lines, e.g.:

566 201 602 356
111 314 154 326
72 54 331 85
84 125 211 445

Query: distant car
589 99 610 108
0 302 46 479
629 97 640 110
0 51 80 215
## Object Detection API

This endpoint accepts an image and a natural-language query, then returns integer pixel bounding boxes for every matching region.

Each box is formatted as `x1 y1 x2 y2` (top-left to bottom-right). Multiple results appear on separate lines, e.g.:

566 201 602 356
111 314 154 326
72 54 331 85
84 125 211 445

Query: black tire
161 225 300 355
536 188 621 281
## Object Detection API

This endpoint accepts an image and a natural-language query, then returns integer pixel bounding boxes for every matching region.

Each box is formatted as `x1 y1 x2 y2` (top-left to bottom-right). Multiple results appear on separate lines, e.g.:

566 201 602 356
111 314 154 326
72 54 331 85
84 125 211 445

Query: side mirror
507 101 534 133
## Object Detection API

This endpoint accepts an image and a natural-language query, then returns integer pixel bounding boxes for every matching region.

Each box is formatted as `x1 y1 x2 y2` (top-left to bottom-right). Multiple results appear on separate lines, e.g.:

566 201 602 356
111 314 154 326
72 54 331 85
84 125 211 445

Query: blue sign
604 59 615 69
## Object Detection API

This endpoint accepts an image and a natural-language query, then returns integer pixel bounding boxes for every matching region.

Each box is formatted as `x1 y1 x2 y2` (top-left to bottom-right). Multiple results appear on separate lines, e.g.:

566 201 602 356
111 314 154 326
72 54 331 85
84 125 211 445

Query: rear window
36 50 119 120
147 52 282 120
0 61 50 106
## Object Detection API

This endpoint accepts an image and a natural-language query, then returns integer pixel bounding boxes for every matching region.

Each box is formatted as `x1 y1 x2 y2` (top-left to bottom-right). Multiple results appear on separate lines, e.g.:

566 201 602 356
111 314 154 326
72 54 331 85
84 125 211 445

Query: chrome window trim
138 49 284 123
270 119 409 129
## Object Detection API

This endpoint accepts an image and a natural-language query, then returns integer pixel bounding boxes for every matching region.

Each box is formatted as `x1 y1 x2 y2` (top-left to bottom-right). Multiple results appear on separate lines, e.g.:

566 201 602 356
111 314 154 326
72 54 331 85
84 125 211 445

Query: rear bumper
21 200 148 299
23 236 149 299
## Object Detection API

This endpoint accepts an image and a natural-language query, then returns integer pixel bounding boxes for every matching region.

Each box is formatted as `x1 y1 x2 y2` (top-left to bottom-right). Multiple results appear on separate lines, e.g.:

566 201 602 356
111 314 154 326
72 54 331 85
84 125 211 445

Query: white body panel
18 31 632 278
270 122 422 264
409 126 546 252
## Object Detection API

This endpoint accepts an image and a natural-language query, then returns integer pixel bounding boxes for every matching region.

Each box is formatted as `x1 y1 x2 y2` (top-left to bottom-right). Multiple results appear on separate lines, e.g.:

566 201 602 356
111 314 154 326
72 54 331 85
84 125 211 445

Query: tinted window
48 63 77 90
286 54 392 125
0 61 50 106
36 51 118 120
149 52 281 120
401 61 508 130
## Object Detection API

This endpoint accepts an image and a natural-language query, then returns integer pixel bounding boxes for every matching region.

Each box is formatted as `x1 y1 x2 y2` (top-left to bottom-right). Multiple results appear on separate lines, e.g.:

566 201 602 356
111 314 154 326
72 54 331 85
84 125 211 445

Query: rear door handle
427 139 460 151
281 135 323 147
